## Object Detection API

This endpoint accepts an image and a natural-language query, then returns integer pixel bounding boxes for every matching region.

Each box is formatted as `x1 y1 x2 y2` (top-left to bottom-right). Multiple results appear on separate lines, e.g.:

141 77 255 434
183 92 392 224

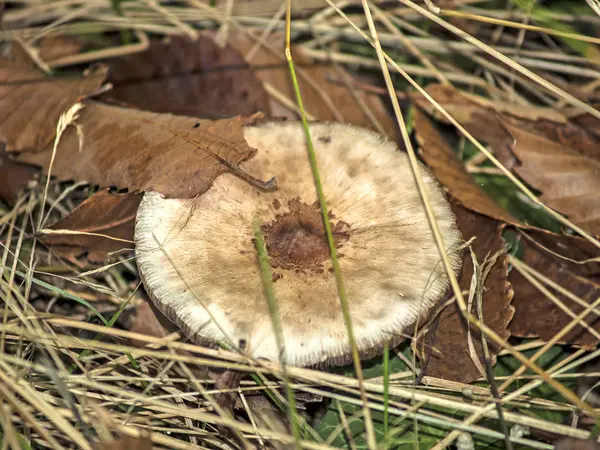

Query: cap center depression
260 198 350 272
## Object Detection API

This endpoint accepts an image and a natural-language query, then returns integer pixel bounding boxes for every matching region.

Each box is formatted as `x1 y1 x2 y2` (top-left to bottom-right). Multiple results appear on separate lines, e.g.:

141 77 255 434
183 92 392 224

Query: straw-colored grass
2 0 600 448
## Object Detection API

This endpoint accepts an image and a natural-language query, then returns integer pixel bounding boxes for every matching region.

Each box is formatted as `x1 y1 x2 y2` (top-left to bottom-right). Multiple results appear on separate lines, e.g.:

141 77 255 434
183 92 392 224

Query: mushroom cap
135 122 463 367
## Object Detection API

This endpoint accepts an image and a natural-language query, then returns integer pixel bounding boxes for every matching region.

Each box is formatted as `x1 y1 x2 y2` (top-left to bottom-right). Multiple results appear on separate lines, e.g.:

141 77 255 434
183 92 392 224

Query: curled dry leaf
18 102 266 199
417 202 514 384
413 108 523 227
39 190 141 262
227 31 398 139
510 229 600 349
106 34 271 119
0 59 107 152
413 84 600 236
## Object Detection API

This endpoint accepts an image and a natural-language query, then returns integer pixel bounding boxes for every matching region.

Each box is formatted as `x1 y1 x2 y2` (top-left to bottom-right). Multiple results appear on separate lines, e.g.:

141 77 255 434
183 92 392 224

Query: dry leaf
510 230 600 349
227 32 398 139
413 84 593 169
39 190 141 262
18 102 265 198
505 123 600 235
554 438 600 450
106 34 271 119
414 97 600 353
414 84 600 236
414 108 523 227
573 103 600 141
418 203 514 383
412 84 524 168
116 295 180 348
0 59 107 152
512 113 600 162
518 229 600 283
0 150 39 205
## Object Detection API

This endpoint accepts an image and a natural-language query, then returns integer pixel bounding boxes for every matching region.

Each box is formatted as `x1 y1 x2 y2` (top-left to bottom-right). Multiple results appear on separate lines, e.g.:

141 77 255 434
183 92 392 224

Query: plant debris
417 202 514 383
510 229 600 349
228 31 398 139
37 35 88 62
414 107 523 227
106 34 271 119
17 101 267 198
0 59 107 152
98 432 153 450
0 150 39 205
414 84 600 235
39 190 141 262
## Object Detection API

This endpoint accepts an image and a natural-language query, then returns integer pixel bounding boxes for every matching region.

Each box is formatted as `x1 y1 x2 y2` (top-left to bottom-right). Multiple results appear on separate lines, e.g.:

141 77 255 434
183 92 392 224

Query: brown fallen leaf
505 123 600 236
412 84 524 168
554 438 600 450
414 84 600 236
414 101 600 353
116 294 181 346
414 107 523 227
0 59 107 152
518 229 600 283
106 34 271 119
39 190 141 262
414 83 600 168
510 229 600 349
0 148 39 205
512 112 600 162
417 202 514 383
227 31 398 139
18 102 267 198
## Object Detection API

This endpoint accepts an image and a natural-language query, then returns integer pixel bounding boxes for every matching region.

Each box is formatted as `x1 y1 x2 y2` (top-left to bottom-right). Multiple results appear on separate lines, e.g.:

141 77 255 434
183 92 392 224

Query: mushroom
135 121 463 367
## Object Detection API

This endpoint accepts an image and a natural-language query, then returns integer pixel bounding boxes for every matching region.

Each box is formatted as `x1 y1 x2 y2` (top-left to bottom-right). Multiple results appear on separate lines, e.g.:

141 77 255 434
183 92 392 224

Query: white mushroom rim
135 121 463 367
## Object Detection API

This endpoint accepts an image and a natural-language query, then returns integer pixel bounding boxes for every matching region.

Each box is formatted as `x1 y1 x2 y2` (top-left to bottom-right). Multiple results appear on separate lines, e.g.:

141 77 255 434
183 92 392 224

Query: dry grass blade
398 0 600 120
0 362 91 449
284 1 376 447
587 0 600 17
3 0 600 448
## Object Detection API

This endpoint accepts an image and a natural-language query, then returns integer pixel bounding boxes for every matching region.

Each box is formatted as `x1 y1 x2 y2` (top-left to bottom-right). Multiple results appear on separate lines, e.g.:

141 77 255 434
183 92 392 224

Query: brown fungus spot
261 199 349 271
